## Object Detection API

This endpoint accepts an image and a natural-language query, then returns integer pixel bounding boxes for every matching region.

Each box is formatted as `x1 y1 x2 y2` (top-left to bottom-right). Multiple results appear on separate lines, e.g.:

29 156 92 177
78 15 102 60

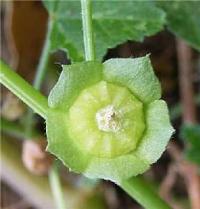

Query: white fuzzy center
96 105 121 133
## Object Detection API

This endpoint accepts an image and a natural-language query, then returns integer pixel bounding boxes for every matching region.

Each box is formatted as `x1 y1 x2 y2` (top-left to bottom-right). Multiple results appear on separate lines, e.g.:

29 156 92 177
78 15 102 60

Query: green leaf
48 61 102 110
78 192 106 209
157 1 200 51
103 55 161 103
180 124 200 165
181 125 200 147
136 100 174 164
186 148 200 165
43 0 165 61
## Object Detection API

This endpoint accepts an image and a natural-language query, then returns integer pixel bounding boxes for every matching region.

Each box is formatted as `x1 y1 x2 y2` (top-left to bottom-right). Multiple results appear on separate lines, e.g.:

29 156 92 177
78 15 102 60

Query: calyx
46 56 174 182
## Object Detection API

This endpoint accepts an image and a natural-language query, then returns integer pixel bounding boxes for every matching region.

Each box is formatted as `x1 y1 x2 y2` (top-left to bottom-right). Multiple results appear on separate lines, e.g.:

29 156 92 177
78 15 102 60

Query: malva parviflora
46 55 174 183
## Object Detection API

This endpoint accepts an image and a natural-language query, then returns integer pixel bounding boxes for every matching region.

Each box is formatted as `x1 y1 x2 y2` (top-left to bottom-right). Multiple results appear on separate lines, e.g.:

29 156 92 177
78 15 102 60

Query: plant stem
34 18 53 89
80 1 171 208
49 163 66 209
81 0 95 61
2 136 91 209
0 60 48 119
120 177 172 209
25 18 54 135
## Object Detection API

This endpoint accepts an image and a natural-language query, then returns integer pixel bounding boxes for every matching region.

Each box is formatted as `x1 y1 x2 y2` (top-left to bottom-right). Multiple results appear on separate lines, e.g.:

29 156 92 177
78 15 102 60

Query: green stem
49 163 66 209
81 0 95 61
120 177 172 209
34 18 53 89
80 1 171 208
25 18 54 135
0 61 49 119
32 14 67 209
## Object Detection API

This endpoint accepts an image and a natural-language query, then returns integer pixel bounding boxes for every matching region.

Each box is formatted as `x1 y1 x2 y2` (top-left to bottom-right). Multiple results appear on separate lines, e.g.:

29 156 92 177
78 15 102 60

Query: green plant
180 124 200 165
0 57 172 209
2 1 200 209
46 56 174 183
43 0 200 62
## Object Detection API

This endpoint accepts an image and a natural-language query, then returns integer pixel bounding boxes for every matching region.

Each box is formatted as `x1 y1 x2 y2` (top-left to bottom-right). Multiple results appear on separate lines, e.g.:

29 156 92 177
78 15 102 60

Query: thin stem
81 0 95 61
25 18 54 135
33 15 68 209
120 177 172 209
0 61 49 119
81 1 171 208
2 136 87 209
34 18 53 89
49 163 66 209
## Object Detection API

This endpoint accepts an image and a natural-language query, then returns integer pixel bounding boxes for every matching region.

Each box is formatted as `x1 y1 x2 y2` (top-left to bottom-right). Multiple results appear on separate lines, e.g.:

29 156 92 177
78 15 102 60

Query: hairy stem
120 177 172 209
81 0 95 61
0 61 48 119
49 163 66 209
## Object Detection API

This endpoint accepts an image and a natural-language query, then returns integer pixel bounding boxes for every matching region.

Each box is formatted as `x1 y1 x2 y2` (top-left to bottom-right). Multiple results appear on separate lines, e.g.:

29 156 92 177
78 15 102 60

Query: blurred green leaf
1 117 39 139
180 125 200 165
157 1 200 51
170 94 200 121
43 0 165 61
77 193 106 209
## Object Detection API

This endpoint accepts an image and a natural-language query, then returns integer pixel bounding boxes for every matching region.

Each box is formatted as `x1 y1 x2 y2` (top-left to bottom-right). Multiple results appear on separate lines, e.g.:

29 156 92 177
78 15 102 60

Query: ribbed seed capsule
69 81 145 158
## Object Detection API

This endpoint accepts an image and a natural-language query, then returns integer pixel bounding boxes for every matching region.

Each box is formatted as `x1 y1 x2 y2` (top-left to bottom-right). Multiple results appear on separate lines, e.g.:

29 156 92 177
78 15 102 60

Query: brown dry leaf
22 138 54 175
1 92 25 120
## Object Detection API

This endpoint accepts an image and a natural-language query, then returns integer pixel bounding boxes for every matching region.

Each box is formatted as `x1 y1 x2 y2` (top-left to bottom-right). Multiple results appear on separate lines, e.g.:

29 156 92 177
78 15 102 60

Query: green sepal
103 55 161 103
84 154 149 183
46 58 173 182
136 100 174 164
46 110 89 172
48 61 103 110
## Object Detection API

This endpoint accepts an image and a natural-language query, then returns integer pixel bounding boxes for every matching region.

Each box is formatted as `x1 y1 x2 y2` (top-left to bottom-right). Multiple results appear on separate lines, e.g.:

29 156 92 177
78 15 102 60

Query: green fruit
69 80 145 158
47 55 174 182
